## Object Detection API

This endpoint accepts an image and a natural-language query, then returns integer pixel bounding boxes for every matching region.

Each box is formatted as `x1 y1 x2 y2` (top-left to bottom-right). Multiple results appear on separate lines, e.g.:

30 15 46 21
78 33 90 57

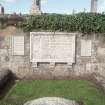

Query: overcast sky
0 0 105 14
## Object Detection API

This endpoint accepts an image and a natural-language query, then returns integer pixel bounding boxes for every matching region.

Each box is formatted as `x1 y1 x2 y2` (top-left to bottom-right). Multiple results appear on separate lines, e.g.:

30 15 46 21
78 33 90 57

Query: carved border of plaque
30 32 76 68
12 36 24 56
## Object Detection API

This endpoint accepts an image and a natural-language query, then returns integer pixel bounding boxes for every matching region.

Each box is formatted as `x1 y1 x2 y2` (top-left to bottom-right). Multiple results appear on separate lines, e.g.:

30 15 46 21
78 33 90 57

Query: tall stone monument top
0 4 4 15
29 0 41 15
91 0 97 13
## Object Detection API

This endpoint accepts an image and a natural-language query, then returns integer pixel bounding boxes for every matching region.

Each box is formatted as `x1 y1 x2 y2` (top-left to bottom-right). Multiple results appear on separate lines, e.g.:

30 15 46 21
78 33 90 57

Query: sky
0 0 105 14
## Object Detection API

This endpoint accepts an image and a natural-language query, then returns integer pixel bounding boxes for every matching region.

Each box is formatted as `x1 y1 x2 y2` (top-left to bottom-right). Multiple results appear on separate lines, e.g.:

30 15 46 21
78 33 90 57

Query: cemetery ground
0 80 105 105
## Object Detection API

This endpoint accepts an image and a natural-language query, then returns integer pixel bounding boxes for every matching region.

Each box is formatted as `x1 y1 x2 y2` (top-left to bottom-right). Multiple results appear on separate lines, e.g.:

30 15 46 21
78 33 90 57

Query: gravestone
12 36 24 55
30 32 76 67
81 40 92 57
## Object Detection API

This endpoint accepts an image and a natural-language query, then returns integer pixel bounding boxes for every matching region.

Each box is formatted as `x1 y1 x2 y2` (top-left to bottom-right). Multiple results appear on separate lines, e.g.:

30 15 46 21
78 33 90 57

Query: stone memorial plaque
12 36 24 55
81 40 92 57
30 32 76 65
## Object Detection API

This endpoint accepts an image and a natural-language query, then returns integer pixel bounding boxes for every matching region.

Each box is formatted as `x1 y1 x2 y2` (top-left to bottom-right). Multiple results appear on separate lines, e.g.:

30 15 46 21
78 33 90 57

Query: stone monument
29 0 41 15
0 4 4 15
91 0 97 13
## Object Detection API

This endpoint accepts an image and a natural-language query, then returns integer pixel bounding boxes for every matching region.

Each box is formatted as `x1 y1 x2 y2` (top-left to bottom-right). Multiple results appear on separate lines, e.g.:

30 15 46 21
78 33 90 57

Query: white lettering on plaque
81 40 92 57
12 36 24 55
30 32 76 65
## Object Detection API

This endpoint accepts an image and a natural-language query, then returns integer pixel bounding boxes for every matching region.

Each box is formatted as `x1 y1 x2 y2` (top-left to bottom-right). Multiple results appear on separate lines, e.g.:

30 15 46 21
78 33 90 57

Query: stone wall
0 27 105 79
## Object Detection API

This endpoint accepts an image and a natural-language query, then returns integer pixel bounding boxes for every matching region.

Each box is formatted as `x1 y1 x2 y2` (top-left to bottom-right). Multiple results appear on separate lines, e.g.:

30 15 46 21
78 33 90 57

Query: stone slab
30 32 76 65
24 97 79 105
12 36 24 55
81 40 92 57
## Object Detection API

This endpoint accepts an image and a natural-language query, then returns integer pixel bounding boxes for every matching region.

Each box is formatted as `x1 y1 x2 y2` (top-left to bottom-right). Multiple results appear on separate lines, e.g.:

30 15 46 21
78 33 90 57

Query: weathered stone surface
24 97 79 105
1 28 105 80
86 63 92 73
97 47 105 62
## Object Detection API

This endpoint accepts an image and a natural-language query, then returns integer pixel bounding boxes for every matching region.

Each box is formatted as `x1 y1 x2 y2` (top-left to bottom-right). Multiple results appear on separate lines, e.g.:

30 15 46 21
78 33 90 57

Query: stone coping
24 97 80 105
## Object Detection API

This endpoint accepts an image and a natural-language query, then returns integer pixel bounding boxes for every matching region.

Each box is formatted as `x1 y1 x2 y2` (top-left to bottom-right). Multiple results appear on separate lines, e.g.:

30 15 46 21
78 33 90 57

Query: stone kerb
24 97 80 105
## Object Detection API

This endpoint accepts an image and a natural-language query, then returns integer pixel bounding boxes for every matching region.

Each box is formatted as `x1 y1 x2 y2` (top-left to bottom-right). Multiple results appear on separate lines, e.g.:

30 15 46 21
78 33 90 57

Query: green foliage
20 13 105 33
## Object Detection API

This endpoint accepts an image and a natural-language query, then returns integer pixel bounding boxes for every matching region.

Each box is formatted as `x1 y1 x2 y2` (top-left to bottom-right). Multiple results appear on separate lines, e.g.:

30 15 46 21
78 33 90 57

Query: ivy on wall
16 13 105 34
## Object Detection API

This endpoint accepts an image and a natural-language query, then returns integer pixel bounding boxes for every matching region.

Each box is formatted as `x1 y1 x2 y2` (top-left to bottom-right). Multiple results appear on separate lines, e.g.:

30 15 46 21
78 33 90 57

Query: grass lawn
0 80 105 105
